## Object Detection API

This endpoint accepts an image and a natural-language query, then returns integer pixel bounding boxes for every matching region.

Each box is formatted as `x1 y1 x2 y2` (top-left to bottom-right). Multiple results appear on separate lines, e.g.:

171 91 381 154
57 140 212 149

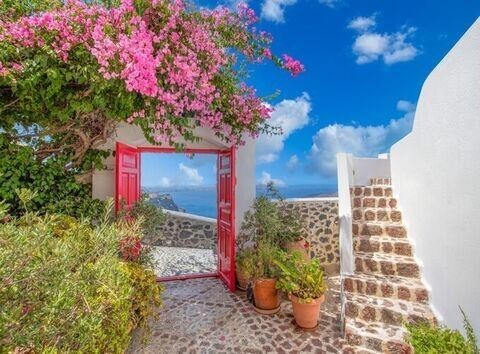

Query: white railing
337 153 355 275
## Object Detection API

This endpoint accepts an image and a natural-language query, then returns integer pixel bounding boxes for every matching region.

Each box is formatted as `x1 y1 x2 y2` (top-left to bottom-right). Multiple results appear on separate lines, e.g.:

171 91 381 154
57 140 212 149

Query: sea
144 184 337 218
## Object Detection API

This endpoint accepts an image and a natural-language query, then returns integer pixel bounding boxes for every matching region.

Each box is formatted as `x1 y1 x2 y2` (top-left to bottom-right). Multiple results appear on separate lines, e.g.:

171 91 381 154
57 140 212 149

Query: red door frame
115 142 141 213
217 148 236 291
132 146 236 287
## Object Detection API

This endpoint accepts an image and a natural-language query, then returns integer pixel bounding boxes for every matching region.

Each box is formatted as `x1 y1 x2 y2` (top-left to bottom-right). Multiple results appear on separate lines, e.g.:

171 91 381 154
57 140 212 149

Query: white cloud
261 0 297 23
349 15 419 65
396 100 416 112
319 0 340 8
159 177 172 188
223 0 248 9
347 15 376 32
308 100 416 177
258 171 286 187
286 154 299 171
179 163 204 185
256 93 311 164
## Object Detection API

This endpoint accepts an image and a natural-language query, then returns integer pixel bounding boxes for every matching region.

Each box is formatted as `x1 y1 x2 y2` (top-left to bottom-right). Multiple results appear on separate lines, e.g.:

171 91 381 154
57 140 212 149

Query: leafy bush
118 193 166 238
275 251 327 302
240 183 304 248
244 242 281 279
405 308 479 354
0 135 105 219
236 248 257 276
0 198 163 353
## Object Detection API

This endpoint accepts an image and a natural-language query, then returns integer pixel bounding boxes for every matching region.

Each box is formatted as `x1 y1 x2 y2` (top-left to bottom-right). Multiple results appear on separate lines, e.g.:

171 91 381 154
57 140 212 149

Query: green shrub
0 201 163 353
0 135 105 219
244 241 282 279
405 308 479 354
118 193 166 238
275 251 327 302
236 248 257 276
241 183 304 249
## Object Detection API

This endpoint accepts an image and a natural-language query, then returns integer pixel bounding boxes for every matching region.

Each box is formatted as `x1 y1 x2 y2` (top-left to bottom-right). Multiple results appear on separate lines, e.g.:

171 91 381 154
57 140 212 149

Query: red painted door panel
217 147 236 292
116 142 140 213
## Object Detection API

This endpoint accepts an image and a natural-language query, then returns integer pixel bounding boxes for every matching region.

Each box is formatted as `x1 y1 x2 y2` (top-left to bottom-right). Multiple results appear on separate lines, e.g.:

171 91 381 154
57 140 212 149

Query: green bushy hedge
0 201 163 353
405 309 479 354
0 134 106 219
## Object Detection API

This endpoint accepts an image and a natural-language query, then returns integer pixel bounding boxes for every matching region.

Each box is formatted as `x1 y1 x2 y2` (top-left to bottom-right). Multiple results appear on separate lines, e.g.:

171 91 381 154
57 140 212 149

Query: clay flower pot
286 239 310 261
290 294 325 329
236 268 250 290
253 278 280 313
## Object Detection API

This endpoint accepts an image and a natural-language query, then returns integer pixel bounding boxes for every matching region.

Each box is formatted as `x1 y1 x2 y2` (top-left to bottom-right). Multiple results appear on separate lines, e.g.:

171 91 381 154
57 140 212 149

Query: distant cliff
145 193 184 212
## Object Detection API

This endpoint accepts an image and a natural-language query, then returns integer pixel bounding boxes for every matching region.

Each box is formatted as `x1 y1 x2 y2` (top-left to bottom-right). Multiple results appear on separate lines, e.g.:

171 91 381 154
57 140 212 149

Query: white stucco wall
234 137 256 236
390 18 480 336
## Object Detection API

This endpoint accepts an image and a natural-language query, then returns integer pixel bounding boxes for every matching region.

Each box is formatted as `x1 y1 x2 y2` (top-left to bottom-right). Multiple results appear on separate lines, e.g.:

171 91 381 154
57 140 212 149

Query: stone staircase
342 178 435 353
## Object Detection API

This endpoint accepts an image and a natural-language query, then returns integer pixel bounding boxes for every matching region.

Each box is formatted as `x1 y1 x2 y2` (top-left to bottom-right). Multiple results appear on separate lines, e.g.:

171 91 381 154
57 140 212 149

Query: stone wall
237 198 340 275
144 210 217 250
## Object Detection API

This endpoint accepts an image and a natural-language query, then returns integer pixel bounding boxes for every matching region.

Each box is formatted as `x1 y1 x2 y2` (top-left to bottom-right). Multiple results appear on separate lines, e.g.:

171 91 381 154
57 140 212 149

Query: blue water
146 184 337 218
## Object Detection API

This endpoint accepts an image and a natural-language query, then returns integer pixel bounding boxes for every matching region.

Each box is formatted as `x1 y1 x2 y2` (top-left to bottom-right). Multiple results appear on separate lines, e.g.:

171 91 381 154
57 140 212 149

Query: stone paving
151 246 217 277
129 277 354 353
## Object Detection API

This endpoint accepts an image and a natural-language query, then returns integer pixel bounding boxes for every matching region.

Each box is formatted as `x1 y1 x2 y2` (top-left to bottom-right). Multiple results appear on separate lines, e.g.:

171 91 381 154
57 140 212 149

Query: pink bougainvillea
0 0 304 147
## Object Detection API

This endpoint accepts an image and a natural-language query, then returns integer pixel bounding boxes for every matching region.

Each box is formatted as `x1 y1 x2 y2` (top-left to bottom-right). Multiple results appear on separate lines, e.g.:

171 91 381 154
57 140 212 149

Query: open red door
115 142 140 213
217 147 236 292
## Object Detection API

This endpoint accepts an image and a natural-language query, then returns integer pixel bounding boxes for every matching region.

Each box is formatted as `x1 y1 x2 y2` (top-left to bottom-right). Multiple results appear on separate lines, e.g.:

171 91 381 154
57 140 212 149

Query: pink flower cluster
282 54 305 77
0 0 303 145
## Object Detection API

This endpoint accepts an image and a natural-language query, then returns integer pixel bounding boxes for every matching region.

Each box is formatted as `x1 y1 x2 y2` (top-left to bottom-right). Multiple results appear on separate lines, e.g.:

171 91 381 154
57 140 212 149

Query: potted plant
278 204 310 260
246 242 282 314
235 248 256 290
240 182 308 259
276 251 327 329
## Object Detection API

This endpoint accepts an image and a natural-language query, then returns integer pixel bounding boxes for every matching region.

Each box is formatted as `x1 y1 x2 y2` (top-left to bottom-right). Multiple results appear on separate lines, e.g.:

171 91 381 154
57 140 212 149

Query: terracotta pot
236 268 250 290
253 278 280 310
286 239 310 261
290 294 325 329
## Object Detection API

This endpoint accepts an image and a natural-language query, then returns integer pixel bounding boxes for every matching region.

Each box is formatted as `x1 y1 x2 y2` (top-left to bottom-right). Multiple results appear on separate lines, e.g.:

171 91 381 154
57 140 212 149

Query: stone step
345 318 411 354
352 197 398 209
343 274 429 303
369 178 391 186
353 236 413 257
351 186 393 198
355 252 420 278
344 292 435 327
353 208 402 223
352 222 407 238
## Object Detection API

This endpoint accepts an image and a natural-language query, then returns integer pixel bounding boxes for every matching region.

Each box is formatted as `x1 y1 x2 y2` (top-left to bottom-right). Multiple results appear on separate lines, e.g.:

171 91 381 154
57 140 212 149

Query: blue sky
142 0 480 188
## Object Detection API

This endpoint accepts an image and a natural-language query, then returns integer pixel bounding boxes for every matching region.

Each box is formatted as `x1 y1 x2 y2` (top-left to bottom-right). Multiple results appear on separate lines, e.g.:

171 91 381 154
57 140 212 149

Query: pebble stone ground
150 246 217 277
128 277 355 354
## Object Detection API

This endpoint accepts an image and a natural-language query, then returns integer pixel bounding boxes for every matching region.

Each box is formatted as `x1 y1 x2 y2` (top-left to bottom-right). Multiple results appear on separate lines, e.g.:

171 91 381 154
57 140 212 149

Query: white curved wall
390 18 480 336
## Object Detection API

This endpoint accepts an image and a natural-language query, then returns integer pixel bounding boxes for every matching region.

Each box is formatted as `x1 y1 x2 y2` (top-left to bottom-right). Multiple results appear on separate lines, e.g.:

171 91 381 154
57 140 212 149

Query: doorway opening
115 143 236 291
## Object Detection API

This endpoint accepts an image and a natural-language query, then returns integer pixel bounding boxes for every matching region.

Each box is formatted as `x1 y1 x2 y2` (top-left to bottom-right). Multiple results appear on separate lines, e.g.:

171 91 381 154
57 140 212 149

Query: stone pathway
129 277 354 353
150 246 217 277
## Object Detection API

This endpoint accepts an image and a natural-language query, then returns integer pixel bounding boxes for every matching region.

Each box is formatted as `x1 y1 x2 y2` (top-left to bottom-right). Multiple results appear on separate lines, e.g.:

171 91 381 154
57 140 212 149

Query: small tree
0 0 303 170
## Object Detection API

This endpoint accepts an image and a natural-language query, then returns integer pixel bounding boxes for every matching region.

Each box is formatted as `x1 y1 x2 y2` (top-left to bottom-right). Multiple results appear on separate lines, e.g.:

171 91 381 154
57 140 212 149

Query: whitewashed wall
390 18 480 336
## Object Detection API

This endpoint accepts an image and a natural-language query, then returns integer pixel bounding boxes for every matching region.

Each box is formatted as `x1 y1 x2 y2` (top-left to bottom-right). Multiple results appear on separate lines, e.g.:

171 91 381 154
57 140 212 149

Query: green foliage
405 308 479 354
275 251 327 302
0 0 61 20
118 193 166 238
0 200 163 353
244 241 281 279
240 183 304 249
236 248 257 276
0 135 105 219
